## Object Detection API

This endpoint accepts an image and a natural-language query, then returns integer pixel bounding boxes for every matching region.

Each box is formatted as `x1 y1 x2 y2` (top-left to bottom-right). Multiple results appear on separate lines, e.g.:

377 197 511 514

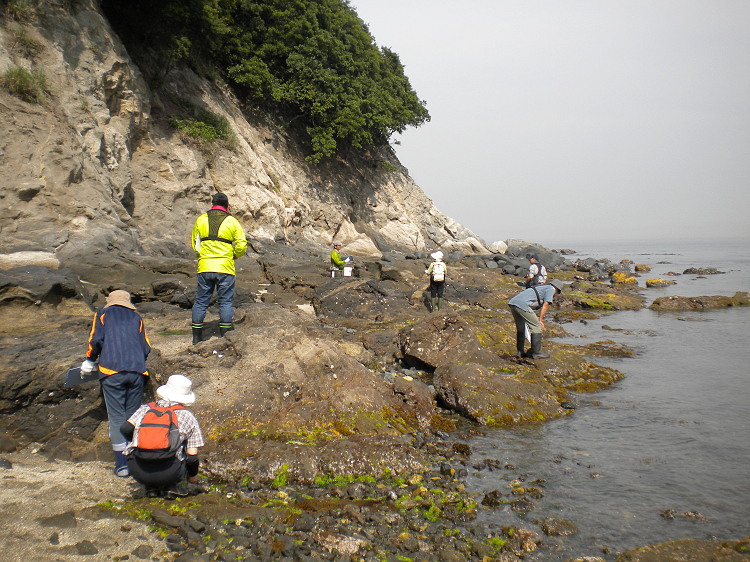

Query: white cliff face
0 0 487 268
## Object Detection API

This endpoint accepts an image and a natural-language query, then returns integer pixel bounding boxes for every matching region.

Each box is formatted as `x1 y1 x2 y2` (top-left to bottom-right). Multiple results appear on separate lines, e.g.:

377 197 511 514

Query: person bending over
83 289 150 478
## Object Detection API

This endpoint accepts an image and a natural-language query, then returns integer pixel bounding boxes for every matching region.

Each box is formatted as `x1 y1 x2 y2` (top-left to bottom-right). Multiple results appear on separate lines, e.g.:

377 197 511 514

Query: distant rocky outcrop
648 292 750 311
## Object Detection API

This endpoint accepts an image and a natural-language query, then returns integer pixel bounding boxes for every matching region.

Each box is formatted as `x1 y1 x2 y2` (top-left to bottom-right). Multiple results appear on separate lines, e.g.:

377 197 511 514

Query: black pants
126 455 186 488
430 279 445 298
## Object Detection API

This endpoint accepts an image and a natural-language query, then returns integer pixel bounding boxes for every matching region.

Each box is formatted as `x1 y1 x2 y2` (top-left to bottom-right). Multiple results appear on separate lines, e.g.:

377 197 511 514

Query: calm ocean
463 237 750 560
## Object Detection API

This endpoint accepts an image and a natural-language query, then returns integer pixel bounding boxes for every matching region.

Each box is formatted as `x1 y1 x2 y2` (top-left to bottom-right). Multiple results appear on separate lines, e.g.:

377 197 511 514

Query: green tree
101 0 429 162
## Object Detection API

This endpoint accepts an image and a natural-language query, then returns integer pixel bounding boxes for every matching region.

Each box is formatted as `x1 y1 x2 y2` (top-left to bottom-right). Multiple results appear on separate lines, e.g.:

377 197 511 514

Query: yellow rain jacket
191 207 248 275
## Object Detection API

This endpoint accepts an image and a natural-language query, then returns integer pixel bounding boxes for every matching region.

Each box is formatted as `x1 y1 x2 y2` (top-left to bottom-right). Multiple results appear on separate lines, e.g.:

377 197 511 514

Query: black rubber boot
192 327 202 345
219 325 232 337
528 333 550 359
515 332 526 357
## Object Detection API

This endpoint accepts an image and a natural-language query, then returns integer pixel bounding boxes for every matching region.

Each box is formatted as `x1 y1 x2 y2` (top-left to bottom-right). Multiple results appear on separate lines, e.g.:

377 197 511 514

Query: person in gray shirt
508 279 564 359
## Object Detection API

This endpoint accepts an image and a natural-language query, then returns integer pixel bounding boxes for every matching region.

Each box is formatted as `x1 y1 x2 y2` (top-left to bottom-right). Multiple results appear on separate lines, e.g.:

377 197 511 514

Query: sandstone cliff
0 0 487 276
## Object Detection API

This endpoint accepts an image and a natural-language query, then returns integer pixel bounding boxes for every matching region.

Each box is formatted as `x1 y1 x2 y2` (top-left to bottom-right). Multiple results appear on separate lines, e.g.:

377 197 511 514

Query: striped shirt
124 400 204 460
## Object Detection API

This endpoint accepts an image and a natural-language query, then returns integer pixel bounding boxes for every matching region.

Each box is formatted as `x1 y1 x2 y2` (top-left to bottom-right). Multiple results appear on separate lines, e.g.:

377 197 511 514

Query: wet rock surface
648 292 750 311
3 239 747 559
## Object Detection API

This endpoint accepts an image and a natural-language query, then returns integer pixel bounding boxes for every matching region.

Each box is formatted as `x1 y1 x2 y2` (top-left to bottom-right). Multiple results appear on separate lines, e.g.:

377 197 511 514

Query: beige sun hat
104 290 136 310
156 374 196 406
430 251 444 261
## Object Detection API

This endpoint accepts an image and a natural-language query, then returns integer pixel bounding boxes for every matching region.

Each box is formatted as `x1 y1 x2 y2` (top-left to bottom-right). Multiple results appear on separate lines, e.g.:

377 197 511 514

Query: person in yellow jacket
191 193 247 343
330 241 347 270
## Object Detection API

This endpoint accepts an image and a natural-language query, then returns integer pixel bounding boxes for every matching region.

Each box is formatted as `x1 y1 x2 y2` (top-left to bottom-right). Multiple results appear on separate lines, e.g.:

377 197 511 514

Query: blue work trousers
100 371 146 450
192 272 235 328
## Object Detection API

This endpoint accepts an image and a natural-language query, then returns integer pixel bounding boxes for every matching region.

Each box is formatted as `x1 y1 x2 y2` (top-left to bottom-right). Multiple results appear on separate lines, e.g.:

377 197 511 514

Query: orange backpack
132 402 184 460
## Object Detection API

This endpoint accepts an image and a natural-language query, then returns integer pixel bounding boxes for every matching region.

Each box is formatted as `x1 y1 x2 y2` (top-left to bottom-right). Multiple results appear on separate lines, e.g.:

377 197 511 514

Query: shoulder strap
203 210 233 244
531 286 543 308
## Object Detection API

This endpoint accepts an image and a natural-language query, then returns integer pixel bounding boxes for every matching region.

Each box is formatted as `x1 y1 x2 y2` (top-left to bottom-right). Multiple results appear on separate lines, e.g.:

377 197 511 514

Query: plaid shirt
125 400 205 460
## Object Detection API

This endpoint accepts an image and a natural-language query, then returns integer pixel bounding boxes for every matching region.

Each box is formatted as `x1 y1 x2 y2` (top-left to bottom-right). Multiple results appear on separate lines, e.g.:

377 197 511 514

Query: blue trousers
192 272 235 328
100 371 146 450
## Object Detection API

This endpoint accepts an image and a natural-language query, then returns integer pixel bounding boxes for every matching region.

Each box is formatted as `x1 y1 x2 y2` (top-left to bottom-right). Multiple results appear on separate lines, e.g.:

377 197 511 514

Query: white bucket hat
156 374 196 406
104 289 136 310
430 251 444 261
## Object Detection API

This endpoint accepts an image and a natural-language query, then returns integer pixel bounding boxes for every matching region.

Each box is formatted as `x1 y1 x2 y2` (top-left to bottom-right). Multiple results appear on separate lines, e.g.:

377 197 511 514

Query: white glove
81 359 97 373
344 257 352 264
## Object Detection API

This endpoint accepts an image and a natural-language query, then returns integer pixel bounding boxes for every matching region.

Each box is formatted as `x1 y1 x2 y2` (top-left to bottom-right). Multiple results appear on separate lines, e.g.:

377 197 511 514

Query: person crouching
121 374 204 498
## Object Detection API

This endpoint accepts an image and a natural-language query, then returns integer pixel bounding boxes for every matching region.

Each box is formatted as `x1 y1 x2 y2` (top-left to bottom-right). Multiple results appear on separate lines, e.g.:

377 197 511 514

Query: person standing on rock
121 374 205 498
425 251 447 312
508 279 563 359
81 289 151 478
191 192 247 344
524 254 547 287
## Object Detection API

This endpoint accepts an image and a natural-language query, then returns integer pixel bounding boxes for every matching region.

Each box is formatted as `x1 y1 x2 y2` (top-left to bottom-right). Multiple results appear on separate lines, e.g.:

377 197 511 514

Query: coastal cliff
0 0 487 278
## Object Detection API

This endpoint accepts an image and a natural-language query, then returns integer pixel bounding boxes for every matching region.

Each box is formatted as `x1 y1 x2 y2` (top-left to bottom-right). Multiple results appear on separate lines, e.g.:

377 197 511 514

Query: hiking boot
165 483 189 500
527 333 550 359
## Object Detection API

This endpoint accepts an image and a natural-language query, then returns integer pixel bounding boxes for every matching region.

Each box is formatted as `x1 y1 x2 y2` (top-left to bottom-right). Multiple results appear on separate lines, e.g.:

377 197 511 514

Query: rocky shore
2 241 749 561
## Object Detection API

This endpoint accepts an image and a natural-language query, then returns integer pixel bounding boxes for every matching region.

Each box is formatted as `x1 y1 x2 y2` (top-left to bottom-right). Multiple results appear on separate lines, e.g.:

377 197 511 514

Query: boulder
611 272 638 285
487 241 508 254
0 252 60 270
648 292 750 311
645 279 676 288
171 304 429 444
399 312 502 371
432 363 563 425
683 267 726 275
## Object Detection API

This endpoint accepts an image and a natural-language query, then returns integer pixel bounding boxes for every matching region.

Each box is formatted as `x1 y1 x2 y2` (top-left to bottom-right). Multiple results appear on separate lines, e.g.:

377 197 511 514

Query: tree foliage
101 0 430 162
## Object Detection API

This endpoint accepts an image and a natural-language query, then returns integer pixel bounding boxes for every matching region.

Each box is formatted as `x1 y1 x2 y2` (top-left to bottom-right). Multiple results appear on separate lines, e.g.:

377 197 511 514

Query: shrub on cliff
101 0 430 163
2 65 47 103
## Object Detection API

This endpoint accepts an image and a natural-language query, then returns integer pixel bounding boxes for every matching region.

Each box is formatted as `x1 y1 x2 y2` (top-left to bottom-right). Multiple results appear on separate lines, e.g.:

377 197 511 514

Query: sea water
463 237 750 560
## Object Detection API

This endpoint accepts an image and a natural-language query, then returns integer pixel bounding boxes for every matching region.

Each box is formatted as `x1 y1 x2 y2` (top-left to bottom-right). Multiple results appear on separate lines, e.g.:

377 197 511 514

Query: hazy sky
351 0 750 247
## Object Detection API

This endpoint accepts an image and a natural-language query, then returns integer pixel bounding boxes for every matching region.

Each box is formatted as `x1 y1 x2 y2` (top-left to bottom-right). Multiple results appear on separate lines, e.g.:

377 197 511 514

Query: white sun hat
156 374 196 406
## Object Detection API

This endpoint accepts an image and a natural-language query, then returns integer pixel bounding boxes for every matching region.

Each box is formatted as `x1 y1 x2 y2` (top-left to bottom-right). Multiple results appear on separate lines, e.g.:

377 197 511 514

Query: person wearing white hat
425 251 447 312
82 289 151 478
121 374 205 498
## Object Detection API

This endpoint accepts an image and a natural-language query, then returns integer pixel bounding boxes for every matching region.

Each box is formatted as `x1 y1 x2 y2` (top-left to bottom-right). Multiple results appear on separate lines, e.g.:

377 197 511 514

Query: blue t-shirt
508 285 556 312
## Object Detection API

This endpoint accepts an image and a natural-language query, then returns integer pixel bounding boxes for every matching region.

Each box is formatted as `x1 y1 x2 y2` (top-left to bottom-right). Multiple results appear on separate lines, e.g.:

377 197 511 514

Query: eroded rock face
0 0 487 279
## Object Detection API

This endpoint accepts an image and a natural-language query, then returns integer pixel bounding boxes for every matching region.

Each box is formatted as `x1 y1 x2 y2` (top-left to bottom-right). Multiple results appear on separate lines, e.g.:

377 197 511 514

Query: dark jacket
87 305 151 377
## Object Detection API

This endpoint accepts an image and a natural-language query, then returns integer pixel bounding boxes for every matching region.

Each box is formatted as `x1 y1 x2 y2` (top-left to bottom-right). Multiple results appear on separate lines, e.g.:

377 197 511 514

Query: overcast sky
351 0 750 247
